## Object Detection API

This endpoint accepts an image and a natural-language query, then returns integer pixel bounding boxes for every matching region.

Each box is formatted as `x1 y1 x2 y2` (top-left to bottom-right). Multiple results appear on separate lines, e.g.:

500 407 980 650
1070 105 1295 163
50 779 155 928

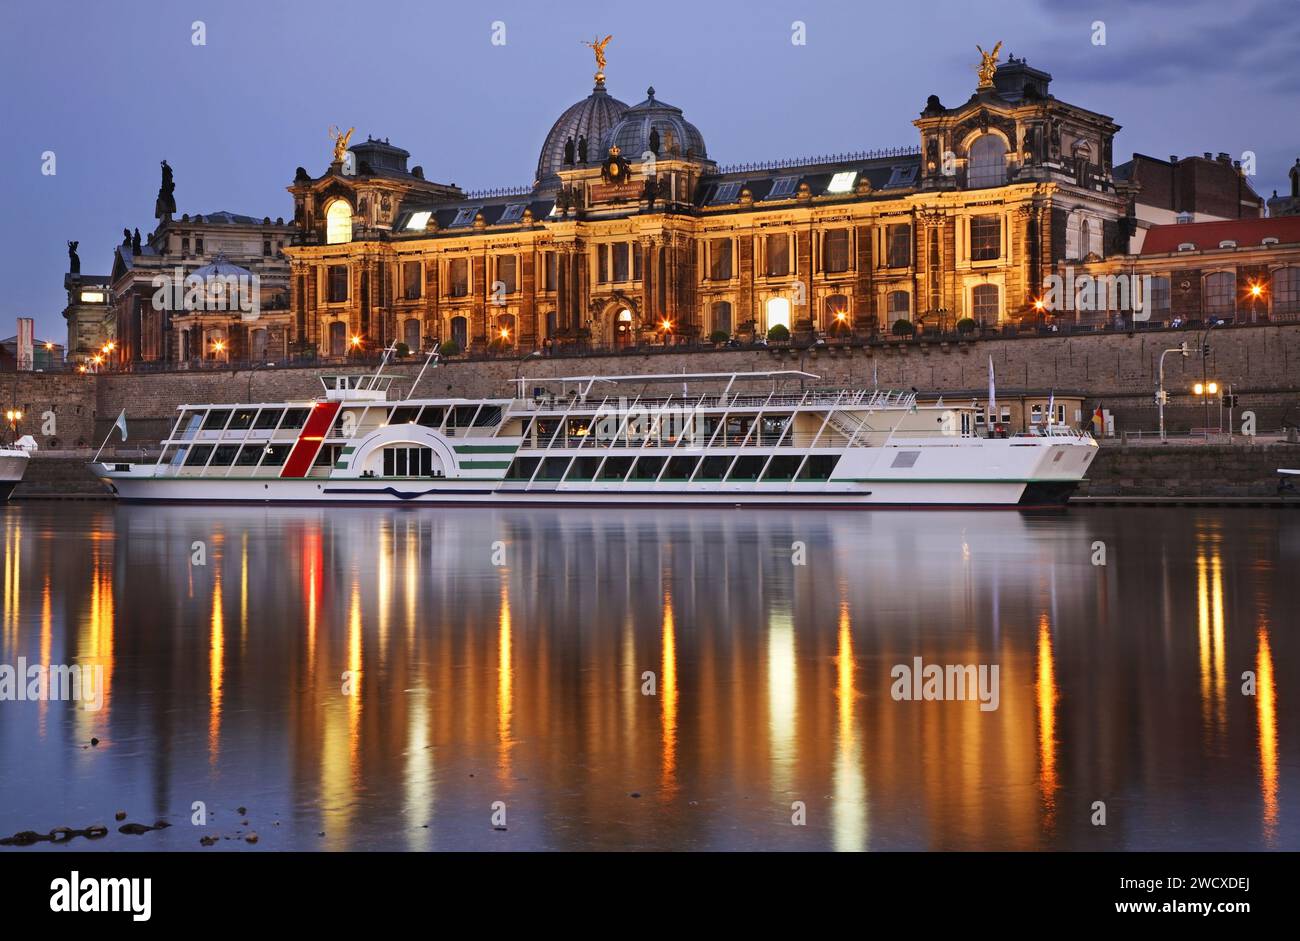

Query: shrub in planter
767 324 791 342
709 330 730 344
439 341 461 357
956 318 977 336
394 342 411 357
892 319 915 337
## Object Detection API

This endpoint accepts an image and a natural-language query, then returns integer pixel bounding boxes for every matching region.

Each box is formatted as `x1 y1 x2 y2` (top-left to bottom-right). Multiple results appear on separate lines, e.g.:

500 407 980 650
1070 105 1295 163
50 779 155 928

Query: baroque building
283 47 1135 356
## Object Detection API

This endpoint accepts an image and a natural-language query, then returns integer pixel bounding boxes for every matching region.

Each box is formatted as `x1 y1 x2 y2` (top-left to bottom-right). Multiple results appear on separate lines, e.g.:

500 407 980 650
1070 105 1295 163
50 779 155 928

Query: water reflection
0 503 1295 851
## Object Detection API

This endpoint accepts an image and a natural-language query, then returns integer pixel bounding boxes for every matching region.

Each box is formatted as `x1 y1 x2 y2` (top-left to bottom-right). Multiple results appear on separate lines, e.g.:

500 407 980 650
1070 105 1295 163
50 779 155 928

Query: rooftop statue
329 126 354 165
976 41 1002 88
582 34 612 84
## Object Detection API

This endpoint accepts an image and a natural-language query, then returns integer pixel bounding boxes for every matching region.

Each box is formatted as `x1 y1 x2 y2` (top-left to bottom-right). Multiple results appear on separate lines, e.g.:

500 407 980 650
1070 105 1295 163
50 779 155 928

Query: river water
0 503 1294 851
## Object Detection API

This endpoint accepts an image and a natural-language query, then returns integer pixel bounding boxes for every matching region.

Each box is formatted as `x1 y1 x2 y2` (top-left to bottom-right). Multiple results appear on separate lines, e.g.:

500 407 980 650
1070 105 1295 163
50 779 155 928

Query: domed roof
190 254 253 281
606 87 707 162
535 84 629 189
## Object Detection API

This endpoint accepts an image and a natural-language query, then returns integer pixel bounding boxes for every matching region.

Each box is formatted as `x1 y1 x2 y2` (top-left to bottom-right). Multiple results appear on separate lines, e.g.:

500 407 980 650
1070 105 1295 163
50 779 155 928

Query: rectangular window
597 244 609 283
327 266 349 303
448 258 469 297
210 445 240 466
402 261 422 300
201 410 232 431
280 408 310 430
497 255 517 294
766 234 790 277
612 243 629 282
252 409 283 430
824 230 850 273
710 239 732 280
235 445 265 467
696 456 733 480
970 215 1001 262
632 243 642 281
887 224 911 268
505 456 539 480
228 408 257 431
543 251 557 291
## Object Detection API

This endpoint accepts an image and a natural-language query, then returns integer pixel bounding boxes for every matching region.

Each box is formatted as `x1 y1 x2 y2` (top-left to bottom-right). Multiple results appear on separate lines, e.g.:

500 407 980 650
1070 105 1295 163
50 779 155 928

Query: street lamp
1157 342 1190 441
1193 380 1221 435
1249 281 1264 324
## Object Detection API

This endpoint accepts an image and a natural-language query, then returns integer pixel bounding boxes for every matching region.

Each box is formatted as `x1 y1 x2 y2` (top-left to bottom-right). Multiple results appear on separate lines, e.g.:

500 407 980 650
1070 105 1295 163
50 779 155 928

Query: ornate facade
278 51 1129 355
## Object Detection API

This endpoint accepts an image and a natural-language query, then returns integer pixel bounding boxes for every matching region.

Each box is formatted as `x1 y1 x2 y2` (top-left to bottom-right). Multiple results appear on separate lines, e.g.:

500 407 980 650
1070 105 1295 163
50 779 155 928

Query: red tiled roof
1141 216 1300 255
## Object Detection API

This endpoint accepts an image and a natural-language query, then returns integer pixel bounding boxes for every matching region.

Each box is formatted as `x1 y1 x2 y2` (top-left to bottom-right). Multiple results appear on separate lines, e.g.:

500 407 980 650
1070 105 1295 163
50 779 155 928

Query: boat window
630 456 666 480
184 445 214 466
796 454 839 480
417 407 445 428
505 456 540 480
260 444 291 466
210 445 240 467
599 456 634 481
727 456 766 481
383 446 433 477
228 408 258 431
538 456 571 480
253 409 284 430
566 417 594 438
449 405 480 429
534 418 562 446
281 409 311 430
472 405 503 427
664 456 700 480
235 445 265 467
201 410 232 431
762 455 802 480
173 411 202 440
315 444 342 467
567 456 603 480
696 455 733 480
389 406 421 424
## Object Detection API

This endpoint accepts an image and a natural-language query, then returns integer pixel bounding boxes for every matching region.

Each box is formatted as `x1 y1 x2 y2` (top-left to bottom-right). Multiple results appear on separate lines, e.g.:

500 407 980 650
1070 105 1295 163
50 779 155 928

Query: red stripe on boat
280 401 341 478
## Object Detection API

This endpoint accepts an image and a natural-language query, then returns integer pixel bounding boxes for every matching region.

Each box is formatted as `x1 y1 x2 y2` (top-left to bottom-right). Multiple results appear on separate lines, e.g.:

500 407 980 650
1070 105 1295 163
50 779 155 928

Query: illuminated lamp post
1249 281 1264 324
660 318 673 346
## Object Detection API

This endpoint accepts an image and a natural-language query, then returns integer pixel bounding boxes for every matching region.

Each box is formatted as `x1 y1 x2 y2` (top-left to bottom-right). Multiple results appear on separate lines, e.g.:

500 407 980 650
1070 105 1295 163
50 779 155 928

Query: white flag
987 356 997 420
1047 390 1055 426
113 409 128 441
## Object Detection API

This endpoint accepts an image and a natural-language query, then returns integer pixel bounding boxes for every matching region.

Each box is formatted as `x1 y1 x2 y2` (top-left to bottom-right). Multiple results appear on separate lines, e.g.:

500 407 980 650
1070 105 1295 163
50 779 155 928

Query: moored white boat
92 352 1097 509
0 436 37 501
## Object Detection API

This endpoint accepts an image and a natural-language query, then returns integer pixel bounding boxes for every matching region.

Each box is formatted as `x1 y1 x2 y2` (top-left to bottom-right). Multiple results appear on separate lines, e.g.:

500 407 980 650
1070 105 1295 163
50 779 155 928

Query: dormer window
766 176 799 199
1263 237 1280 246
826 171 858 193
450 207 480 227
885 165 916 187
498 203 528 224
710 182 742 204
405 211 432 231
1177 243 1196 251
1218 240 1237 249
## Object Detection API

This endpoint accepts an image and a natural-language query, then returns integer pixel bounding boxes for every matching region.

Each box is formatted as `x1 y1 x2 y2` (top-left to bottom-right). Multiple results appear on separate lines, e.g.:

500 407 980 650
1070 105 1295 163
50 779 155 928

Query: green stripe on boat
458 460 512 469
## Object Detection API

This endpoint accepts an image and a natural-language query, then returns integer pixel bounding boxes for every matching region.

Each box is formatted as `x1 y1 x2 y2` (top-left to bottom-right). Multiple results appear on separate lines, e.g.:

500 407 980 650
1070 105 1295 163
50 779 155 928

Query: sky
3 0 1297 341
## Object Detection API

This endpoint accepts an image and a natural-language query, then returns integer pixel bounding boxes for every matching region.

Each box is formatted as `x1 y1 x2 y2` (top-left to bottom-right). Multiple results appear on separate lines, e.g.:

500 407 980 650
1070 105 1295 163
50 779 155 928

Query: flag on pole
1092 405 1104 433
987 356 997 420
1047 390 1055 426
113 409 128 441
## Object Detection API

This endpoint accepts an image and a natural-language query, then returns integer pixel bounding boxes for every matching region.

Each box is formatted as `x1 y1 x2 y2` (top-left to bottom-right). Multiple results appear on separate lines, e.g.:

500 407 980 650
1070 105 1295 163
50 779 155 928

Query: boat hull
0 451 30 501
95 474 1080 509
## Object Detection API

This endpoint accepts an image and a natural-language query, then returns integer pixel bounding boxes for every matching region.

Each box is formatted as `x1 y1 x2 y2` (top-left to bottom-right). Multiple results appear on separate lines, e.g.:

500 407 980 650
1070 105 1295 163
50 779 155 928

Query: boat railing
520 388 918 413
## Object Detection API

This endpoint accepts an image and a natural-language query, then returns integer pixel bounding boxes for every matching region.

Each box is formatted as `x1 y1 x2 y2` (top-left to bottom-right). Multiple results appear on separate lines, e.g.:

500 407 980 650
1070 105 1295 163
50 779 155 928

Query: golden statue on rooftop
976 41 1002 88
329 125 354 164
583 34 613 84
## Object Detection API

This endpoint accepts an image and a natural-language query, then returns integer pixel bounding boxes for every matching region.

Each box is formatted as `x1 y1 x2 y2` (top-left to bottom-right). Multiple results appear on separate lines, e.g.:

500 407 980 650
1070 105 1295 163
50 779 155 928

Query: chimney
1203 152 1212 160
1217 152 1230 163
1169 155 1178 163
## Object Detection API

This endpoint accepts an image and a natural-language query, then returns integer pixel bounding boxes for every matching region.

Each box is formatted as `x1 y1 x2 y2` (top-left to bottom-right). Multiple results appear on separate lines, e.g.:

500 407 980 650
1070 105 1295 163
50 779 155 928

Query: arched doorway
614 308 634 348
765 297 791 332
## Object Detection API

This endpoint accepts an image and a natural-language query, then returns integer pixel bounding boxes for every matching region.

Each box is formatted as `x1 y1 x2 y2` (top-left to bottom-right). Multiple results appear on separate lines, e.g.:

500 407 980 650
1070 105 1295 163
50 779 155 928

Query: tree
767 324 791 342
892 319 915 337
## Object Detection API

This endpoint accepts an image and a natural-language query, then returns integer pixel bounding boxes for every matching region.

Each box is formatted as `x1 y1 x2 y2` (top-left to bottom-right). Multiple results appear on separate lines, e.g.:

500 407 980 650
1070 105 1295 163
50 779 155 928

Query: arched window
765 297 791 331
403 317 421 351
1204 272 1236 320
711 301 732 335
1271 267 1300 318
825 294 850 333
967 135 1007 188
325 200 353 245
251 328 268 361
887 291 910 321
972 284 1000 324
1078 218 1091 260
545 310 558 339
450 316 468 350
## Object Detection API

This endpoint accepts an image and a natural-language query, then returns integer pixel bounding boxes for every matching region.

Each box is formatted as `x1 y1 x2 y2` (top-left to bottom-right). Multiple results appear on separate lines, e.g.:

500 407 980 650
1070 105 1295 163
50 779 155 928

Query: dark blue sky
4 0 1296 341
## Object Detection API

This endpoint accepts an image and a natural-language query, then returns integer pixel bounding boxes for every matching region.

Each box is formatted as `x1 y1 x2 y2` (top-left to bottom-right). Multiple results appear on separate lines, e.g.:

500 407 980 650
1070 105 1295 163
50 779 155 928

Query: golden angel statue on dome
976 41 1002 88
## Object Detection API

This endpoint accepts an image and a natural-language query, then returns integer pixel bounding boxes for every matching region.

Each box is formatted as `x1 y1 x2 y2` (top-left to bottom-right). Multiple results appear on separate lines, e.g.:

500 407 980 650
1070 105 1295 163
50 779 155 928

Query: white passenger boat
92 352 1097 508
0 436 36 501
